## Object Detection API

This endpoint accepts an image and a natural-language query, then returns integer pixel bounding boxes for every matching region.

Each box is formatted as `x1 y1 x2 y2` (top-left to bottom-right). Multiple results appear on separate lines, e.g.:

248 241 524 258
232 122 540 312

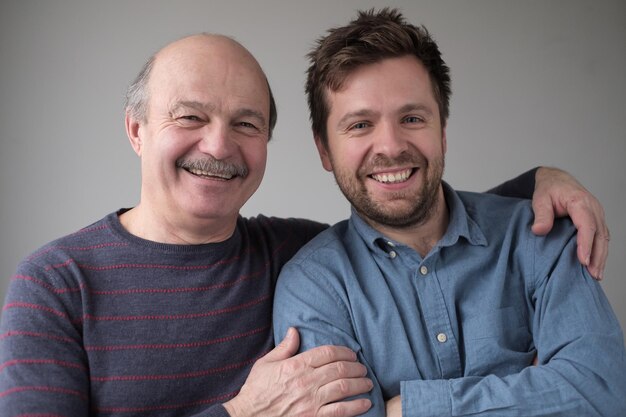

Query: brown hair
306 8 451 146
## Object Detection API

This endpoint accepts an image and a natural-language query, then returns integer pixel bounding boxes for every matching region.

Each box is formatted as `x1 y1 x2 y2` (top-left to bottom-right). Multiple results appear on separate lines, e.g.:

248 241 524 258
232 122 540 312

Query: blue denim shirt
273 183 626 416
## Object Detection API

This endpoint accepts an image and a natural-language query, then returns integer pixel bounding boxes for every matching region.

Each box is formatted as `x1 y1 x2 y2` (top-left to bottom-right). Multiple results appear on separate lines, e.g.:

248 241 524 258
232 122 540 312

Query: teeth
188 168 233 180
372 169 412 184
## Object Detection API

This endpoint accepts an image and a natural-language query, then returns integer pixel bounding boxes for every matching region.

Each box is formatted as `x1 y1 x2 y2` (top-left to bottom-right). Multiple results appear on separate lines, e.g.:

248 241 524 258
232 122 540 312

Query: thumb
261 327 300 363
531 194 555 236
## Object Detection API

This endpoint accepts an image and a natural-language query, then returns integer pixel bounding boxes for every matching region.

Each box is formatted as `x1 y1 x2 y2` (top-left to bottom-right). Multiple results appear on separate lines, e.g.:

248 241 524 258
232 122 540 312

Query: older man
274 9 625 417
0 33 610 417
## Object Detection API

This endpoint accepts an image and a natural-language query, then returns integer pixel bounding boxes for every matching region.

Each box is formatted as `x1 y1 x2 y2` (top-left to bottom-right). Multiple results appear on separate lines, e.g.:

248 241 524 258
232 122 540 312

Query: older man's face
134 36 270 228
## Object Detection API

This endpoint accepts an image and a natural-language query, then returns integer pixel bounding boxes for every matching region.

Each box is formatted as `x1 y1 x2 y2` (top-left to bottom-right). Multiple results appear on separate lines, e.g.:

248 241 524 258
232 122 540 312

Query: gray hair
124 55 155 122
123 45 278 139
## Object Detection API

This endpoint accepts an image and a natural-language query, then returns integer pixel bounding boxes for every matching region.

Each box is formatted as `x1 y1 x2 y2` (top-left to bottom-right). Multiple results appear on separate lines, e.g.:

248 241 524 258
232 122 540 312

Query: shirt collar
348 181 487 255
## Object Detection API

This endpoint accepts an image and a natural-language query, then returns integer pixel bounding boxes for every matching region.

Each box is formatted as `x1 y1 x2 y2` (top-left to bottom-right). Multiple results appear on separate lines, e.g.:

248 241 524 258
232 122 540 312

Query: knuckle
337 378 351 395
318 345 335 362
334 360 347 376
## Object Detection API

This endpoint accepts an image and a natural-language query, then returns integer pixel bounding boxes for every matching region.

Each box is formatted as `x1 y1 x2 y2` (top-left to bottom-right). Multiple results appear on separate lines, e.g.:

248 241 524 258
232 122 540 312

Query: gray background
1 0 625 331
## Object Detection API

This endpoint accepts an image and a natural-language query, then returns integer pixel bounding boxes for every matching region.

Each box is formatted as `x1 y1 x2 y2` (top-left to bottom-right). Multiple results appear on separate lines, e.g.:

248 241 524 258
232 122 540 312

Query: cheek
244 142 268 175
335 144 368 175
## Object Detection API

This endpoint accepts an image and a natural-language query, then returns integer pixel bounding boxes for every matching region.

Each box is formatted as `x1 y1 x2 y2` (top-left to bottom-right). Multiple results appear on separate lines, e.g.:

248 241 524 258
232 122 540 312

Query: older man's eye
180 115 201 121
238 121 257 129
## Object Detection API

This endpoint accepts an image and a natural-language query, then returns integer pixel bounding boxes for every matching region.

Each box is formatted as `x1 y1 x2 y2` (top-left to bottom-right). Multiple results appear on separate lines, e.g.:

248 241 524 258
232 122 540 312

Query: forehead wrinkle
398 103 434 116
170 100 216 114
336 109 378 128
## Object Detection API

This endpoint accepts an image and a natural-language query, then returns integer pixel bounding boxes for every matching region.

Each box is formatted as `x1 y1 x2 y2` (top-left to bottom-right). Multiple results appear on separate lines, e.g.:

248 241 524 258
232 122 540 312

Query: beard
332 152 444 229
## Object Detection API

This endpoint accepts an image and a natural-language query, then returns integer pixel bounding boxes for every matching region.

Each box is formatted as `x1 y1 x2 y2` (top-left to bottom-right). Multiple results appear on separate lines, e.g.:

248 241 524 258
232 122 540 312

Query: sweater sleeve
486 168 537 199
0 261 91 416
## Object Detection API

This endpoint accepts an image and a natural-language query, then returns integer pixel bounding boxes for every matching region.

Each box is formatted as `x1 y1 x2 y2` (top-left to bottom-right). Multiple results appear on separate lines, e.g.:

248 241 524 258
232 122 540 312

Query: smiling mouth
370 168 414 184
176 158 248 181
185 167 235 180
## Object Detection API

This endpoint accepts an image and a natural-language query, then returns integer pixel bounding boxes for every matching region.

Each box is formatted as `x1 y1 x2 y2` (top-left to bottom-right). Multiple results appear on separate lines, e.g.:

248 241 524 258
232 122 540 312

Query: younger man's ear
314 136 333 172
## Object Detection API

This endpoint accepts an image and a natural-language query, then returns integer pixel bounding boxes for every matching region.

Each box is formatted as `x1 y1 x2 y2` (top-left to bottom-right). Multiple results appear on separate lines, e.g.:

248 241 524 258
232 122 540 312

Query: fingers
318 398 372 417
300 344 358 368
531 167 609 280
317 374 373 405
261 327 300 363
567 198 609 280
587 228 610 280
311 362 372 396
315 364 373 417
531 194 555 236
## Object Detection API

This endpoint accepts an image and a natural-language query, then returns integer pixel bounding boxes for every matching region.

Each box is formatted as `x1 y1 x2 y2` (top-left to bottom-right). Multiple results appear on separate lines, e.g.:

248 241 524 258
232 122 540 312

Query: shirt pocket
463 306 535 377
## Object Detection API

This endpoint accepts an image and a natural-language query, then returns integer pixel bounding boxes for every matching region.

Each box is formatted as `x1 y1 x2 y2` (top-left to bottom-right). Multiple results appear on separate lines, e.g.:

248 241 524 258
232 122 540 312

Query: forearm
400 234 626 417
486 167 538 199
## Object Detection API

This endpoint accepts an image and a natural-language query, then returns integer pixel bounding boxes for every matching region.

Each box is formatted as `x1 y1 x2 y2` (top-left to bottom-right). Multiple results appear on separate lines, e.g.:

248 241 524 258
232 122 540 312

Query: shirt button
437 333 447 343
389 251 397 259
420 266 428 275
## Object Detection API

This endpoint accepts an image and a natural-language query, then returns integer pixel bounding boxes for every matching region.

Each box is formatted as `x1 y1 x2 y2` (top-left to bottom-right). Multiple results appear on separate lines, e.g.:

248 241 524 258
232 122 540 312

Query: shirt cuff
401 379 451 417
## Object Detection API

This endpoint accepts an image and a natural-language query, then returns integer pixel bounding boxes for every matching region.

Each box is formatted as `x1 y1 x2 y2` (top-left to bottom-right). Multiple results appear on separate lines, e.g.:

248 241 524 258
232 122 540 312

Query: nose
372 121 408 158
196 122 236 160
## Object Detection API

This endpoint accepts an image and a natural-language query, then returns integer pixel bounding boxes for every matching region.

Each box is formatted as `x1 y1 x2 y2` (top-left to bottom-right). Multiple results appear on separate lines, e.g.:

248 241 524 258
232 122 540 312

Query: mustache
176 157 249 178
361 152 423 172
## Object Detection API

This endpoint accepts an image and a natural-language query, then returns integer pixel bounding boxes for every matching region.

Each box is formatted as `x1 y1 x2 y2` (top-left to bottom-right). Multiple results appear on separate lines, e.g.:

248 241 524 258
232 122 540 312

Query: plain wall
1 0 625 332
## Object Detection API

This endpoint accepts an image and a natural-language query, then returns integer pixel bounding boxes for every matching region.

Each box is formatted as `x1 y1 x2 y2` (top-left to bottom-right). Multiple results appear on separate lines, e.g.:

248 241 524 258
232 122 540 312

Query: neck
368 187 449 258
119 204 238 245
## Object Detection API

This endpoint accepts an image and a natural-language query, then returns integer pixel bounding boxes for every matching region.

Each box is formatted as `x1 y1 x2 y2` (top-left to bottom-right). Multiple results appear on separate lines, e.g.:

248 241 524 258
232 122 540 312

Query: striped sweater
0 210 326 417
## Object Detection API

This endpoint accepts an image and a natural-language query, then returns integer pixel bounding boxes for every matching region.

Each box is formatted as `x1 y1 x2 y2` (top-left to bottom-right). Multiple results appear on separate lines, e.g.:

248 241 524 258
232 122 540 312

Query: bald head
125 34 277 138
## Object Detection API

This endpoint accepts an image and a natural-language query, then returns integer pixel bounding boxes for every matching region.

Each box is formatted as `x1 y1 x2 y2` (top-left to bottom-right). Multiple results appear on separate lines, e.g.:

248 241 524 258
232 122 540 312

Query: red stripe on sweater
76 294 270 323
91 356 256 382
0 330 75 344
84 325 269 351
2 303 68 319
13 266 264 295
0 359 86 373
27 242 129 261
94 390 238 413
2 294 269 323
44 256 247 272
0 385 87 401
12 275 84 294
15 414 67 417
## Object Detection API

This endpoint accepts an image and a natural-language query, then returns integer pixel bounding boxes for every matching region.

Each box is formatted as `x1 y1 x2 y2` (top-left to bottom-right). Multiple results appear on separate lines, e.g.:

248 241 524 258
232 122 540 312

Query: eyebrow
397 103 435 116
171 101 268 127
336 103 435 128
170 100 215 114
336 109 378 128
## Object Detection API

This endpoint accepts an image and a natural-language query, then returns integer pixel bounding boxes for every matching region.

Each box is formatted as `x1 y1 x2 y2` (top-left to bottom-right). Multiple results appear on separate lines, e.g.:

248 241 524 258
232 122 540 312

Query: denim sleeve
273 261 386 416
400 229 626 417
486 167 537 199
